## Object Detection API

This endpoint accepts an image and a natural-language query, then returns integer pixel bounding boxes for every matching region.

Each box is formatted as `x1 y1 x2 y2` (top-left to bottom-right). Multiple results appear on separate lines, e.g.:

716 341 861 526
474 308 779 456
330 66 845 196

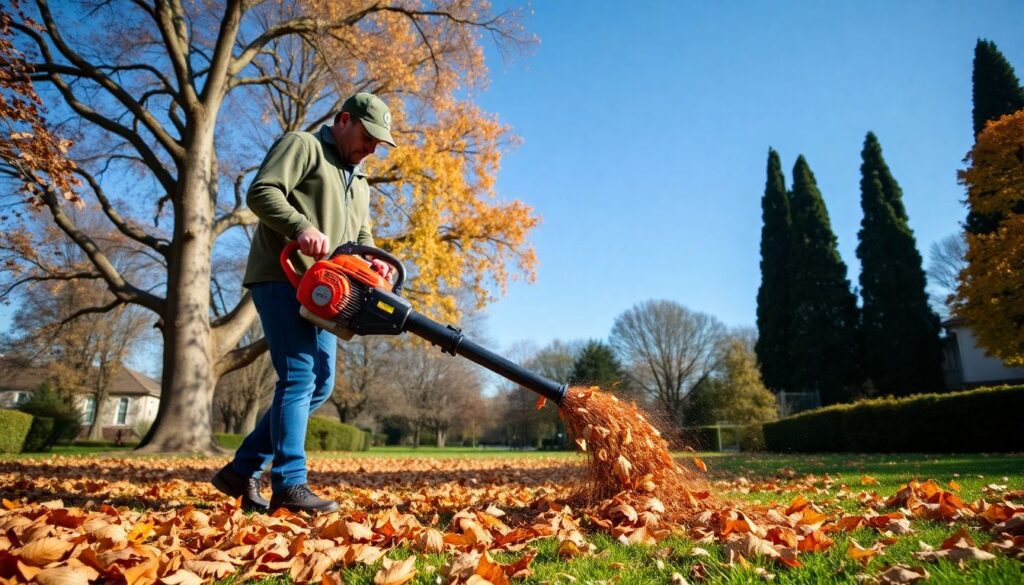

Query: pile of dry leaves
0 387 1021 584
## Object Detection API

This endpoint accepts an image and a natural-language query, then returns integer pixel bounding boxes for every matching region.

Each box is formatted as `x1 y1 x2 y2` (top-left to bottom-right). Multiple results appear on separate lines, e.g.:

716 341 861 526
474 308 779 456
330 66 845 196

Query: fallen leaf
877 564 929 584
160 569 204 585
16 537 71 566
373 556 417 585
34 566 90 585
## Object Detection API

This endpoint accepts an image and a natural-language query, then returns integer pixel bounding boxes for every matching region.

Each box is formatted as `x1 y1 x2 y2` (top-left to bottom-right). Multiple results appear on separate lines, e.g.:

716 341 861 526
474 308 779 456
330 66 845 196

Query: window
14 392 30 406
115 397 129 425
82 396 96 424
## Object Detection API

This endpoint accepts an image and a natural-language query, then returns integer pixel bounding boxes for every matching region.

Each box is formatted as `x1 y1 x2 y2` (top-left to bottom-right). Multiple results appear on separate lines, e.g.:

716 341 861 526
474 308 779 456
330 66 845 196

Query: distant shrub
0 410 33 453
764 384 1024 452
18 384 82 447
306 417 368 451
22 416 55 452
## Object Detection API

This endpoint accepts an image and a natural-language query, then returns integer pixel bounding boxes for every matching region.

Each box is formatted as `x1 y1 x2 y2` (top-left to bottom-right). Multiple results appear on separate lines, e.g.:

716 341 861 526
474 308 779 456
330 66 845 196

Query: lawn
324 451 1024 585
0 449 1021 584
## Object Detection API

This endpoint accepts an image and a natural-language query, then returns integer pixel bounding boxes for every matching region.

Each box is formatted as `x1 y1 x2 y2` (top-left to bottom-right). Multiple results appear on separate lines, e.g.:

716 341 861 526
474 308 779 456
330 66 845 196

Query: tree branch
152 0 199 110
37 182 166 316
13 21 178 193
216 337 268 378
28 1 187 161
75 166 172 256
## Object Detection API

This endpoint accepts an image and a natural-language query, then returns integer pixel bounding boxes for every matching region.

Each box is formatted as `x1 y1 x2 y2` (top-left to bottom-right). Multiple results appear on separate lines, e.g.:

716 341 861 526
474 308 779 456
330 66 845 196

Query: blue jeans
232 281 337 491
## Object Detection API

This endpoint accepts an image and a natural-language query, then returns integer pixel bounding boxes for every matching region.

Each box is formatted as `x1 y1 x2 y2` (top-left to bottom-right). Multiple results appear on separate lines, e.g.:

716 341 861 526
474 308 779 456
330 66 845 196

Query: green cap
341 92 396 147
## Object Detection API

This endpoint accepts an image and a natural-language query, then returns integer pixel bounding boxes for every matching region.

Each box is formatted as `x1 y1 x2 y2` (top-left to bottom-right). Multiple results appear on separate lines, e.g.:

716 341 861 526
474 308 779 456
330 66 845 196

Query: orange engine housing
294 254 392 322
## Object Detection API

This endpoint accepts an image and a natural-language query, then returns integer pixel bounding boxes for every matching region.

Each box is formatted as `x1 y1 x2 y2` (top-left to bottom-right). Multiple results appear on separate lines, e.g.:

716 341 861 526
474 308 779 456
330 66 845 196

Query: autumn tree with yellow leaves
955 110 1024 366
0 0 539 452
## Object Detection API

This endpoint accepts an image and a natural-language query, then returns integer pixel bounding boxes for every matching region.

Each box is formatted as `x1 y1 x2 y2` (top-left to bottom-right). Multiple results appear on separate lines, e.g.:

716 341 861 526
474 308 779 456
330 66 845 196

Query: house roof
0 360 160 398
942 315 965 327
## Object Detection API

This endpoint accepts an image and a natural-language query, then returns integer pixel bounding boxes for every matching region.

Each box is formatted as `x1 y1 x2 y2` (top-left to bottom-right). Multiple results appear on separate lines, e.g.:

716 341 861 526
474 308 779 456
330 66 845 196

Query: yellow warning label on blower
376 301 395 314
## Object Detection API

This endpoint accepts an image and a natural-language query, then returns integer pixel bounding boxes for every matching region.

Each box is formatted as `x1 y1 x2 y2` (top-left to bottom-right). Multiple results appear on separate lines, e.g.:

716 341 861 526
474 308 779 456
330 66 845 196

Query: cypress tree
972 39 1024 136
570 340 627 392
856 133 944 396
754 148 792 393
968 39 1024 235
787 156 863 405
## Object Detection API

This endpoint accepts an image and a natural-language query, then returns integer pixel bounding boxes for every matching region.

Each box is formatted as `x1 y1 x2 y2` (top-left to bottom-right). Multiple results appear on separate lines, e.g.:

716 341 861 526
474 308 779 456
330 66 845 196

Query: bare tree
610 299 726 428
387 339 481 448
1 0 534 452
330 336 398 424
927 232 968 319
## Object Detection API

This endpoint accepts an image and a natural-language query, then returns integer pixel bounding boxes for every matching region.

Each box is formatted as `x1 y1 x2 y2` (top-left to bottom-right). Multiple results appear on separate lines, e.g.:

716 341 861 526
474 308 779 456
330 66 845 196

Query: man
211 93 396 513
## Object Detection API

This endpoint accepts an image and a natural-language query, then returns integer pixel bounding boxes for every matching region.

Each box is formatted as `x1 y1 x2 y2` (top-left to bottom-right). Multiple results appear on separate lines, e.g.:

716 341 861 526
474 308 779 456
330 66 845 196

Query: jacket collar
318 125 367 177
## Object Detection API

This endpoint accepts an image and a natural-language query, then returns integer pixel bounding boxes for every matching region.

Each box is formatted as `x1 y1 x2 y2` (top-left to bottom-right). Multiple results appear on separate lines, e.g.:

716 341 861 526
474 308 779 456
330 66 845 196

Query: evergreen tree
755 148 793 393
570 340 628 393
787 156 863 405
972 39 1024 137
857 133 944 395
968 39 1024 235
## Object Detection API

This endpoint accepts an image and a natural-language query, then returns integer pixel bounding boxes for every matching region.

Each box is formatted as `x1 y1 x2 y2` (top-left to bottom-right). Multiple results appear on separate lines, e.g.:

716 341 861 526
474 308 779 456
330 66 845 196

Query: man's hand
296 227 329 260
368 257 394 281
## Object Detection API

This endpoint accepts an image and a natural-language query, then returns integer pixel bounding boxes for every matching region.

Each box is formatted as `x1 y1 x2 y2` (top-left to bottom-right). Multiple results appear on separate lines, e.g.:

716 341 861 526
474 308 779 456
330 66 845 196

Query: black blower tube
404 312 568 405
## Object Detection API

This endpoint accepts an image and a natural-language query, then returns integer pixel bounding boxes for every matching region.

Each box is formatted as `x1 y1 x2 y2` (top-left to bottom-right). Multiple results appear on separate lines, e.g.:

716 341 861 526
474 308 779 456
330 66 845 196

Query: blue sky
473 0 1024 354
2 1 1021 375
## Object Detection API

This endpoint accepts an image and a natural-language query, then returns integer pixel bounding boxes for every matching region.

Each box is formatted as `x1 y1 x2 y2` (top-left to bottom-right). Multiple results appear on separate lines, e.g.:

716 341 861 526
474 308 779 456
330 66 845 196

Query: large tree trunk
86 392 107 441
137 118 220 453
238 398 261 435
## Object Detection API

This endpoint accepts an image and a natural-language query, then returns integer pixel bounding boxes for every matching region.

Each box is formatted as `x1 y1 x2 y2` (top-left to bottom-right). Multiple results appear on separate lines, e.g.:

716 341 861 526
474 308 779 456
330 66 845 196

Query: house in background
0 362 160 439
941 317 1024 390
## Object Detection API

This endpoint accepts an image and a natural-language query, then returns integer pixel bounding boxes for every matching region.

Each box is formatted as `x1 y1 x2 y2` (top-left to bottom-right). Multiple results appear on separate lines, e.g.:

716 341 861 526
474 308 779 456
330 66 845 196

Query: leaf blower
280 241 568 405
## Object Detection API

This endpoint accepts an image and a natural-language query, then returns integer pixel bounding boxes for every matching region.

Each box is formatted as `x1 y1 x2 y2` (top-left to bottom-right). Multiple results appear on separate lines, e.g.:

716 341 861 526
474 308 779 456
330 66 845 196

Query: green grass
2 443 137 459
323 445 580 459
210 451 1024 585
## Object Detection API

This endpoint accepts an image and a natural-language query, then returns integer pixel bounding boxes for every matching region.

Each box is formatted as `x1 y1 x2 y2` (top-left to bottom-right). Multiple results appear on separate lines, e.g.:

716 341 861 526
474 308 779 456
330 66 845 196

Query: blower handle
330 242 408 295
279 241 304 289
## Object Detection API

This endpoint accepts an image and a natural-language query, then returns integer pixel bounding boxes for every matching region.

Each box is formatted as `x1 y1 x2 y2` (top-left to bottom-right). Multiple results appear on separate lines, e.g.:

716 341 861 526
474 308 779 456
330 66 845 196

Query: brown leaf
877 564 929 584
418 528 445 553
16 537 72 566
474 551 510 585
725 534 780 560
613 456 632 485
34 566 90 585
183 559 236 580
444 550 482 581
846 540 880 566
159 569 204 585
373 556 417 585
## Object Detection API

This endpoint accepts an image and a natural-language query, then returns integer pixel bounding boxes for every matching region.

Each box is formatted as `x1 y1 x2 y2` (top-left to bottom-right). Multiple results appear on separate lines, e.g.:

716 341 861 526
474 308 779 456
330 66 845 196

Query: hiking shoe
211 463 269 513
269 484 340 514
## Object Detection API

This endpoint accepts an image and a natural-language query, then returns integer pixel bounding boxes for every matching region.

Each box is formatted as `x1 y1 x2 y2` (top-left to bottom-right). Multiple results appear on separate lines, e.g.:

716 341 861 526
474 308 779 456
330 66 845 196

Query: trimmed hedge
764 384 1024 453
0 410 34 453
22 416 55 452
306 417 369 451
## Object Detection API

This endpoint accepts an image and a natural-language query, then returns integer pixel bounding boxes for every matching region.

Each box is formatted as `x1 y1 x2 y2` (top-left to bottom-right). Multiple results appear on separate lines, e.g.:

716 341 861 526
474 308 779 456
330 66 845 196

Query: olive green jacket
243 125 375 286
